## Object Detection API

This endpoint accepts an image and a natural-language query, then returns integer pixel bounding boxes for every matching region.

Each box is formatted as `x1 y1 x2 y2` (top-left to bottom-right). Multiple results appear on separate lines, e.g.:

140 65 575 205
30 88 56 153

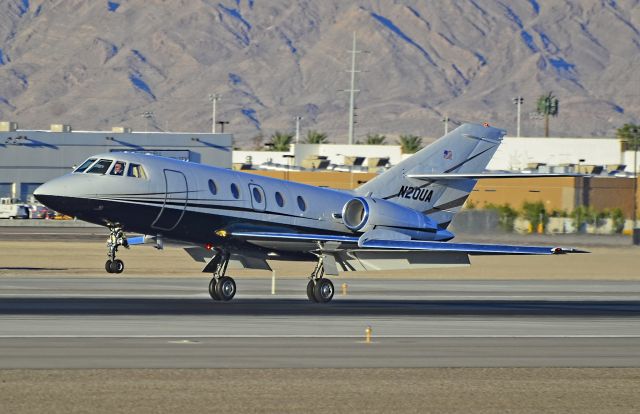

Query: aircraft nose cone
32 180 69 213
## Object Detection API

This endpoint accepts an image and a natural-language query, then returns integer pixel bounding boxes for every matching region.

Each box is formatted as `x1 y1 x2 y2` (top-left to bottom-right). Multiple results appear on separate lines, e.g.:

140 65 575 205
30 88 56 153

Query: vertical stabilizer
355 123 505 228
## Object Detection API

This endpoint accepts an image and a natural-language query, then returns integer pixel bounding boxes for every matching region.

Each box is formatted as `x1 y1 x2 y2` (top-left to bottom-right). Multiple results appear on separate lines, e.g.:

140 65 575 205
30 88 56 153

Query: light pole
141 111 154 132
295 116 303 144
442 115 450 135
513 96 524 137
632 125 640 245
216 121 229 133
209 94 221 133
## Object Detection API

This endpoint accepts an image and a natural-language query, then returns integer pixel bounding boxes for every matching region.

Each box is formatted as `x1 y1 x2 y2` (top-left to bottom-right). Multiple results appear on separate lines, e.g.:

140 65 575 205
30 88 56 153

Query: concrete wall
0 130 232 199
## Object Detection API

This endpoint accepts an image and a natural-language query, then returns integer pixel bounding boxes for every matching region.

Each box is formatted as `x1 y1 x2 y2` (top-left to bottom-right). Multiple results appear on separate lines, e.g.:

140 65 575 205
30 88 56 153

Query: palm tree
365 133 387 145
267 131 293 151
304 130 328 144
398 134 422 154
536 92 559 137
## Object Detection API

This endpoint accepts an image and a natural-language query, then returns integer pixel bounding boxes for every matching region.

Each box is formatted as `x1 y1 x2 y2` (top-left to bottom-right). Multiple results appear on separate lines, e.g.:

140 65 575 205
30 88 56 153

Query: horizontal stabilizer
406 173 584 181
360 239 588 255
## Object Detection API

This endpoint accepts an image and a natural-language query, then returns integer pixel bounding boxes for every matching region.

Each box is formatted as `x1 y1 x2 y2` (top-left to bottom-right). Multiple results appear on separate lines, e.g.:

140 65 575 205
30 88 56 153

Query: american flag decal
443 150 453 160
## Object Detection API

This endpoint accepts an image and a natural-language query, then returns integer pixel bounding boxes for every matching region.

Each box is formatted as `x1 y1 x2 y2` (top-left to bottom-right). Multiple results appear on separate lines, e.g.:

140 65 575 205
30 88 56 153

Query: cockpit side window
74 158 97 173
127 163 147 179
86 159 114 175
110 161 126 176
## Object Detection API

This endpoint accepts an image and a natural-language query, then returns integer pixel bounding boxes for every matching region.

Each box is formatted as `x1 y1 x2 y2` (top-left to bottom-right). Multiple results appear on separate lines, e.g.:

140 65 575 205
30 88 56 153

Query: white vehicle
34 123 586 303
0 197 30 219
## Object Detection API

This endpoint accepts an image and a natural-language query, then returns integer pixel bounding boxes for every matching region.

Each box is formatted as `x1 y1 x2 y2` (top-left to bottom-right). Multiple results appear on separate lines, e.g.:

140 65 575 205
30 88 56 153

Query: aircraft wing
406 173 583 180
231 231 587 255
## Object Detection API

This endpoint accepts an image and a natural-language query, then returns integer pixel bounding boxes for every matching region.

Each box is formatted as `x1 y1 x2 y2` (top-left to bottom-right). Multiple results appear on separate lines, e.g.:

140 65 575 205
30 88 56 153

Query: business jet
34 123 585 303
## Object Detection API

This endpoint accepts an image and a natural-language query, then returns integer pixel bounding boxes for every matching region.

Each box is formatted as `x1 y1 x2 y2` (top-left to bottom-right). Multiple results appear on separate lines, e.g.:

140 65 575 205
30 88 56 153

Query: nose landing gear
105 226 128 274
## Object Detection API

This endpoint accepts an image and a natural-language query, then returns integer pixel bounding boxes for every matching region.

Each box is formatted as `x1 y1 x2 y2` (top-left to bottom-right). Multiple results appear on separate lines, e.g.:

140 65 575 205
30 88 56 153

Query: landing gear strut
105 226 128 274
207 251 236 302
306 257 334 303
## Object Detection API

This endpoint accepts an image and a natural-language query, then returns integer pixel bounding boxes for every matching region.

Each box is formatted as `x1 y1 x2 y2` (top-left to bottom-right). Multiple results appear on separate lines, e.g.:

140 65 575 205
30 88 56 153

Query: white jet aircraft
34 123 586 303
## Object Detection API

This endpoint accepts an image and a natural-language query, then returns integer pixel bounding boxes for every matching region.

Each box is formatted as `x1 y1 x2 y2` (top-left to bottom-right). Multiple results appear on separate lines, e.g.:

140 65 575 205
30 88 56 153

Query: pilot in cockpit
111 161 125 176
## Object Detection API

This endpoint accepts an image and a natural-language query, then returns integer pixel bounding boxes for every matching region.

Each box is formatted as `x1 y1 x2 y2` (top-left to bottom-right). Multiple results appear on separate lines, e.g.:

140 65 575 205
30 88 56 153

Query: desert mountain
0 0 638 145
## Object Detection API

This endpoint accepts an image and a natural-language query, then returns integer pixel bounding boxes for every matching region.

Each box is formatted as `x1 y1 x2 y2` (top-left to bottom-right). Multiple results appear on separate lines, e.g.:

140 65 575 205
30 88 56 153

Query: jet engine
341 196 438 235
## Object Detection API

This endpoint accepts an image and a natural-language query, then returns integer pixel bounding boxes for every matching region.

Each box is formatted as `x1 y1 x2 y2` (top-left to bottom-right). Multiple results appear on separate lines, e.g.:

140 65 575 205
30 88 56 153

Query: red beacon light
205 243 214 250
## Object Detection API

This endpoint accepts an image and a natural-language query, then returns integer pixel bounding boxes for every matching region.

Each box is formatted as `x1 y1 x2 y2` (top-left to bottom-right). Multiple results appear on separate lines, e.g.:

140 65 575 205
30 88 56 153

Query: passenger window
275 192 284 207
208 179 217 195
127 163 147 179
231 183 240 199
74 158 97 173
297 196 306 212
86 159 113 174
110 161 126 176
252 187 262 203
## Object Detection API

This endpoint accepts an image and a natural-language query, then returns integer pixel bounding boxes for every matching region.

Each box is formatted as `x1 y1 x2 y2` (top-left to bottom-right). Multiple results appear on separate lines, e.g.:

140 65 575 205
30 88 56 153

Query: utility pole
209 94 221 133
633 125 640 245
513 96 524 137
345 32 365 145
295 116 303 144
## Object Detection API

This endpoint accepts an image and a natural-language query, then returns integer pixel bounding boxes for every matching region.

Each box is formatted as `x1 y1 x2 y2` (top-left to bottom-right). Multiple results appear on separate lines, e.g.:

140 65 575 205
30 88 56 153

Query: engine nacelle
341 196 438 236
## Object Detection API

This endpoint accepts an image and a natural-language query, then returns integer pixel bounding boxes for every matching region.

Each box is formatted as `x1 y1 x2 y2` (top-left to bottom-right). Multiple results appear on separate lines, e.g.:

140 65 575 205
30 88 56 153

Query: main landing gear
105 226 128 274
306 257 335 303
207 251 236 302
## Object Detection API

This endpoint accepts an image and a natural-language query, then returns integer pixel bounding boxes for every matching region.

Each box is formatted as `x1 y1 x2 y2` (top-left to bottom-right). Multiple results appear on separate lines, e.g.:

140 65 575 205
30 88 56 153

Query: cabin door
151 169 188 231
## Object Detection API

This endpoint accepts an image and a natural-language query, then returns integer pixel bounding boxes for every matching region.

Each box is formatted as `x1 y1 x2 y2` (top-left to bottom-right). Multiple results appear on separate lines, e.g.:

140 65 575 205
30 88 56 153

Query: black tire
209 278 221 301
105 260 114 273
109 259 124 274
313 278 334 303
215 276 236 302
306 280 318 302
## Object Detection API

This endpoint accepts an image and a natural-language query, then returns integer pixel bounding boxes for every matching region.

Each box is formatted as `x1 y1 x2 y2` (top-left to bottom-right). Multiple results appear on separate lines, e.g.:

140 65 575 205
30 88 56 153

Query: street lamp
294 116 303 144
442 115 450 135
216 121 229 133
513 96 524 137
209 94 221 133
141 111 154 132
632 125 640 245
283 154 295 181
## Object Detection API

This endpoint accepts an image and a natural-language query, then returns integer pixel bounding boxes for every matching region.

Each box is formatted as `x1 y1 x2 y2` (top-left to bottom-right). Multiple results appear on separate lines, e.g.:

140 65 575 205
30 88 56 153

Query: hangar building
0 123 232 201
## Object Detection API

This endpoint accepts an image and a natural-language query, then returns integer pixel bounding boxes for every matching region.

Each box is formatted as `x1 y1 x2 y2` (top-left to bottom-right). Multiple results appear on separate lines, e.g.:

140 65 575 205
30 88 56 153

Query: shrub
521 201 548 230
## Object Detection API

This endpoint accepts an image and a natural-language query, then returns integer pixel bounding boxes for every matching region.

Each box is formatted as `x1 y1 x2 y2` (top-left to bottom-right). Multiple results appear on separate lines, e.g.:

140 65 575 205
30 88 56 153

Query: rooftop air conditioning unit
51 124 72 133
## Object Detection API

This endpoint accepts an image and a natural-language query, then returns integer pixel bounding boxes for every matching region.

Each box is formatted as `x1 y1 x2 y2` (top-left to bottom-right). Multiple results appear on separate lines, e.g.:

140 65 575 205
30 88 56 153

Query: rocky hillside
0 0 638 145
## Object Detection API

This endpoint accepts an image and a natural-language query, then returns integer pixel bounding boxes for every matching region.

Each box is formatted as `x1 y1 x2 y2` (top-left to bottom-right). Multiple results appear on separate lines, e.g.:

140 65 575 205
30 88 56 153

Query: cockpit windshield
73 157 147 179
86 159 113 174
74 158 97 173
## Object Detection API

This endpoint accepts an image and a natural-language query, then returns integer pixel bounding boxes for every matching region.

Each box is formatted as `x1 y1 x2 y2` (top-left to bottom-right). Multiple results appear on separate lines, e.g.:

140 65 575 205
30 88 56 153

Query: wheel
215 276 236 302
306 280 318 303
105 260 114 273
109 259 124 274
208 278 221 301
313 278 334 303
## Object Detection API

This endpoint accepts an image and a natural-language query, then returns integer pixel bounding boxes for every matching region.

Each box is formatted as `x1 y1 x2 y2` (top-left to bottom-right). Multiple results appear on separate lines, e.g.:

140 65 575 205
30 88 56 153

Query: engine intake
341 196 437 236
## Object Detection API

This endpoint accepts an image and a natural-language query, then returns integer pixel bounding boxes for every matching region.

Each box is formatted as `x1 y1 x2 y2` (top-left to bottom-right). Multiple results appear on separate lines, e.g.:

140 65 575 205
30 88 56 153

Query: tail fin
355 123 506 228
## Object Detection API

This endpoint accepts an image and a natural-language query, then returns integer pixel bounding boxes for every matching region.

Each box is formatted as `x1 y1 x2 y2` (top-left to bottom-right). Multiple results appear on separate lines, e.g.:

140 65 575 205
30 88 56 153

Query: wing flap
359 239 587 255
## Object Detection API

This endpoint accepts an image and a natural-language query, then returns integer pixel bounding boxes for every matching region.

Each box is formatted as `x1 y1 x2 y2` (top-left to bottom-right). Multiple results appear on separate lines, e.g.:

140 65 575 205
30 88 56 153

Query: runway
1 278 639 368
